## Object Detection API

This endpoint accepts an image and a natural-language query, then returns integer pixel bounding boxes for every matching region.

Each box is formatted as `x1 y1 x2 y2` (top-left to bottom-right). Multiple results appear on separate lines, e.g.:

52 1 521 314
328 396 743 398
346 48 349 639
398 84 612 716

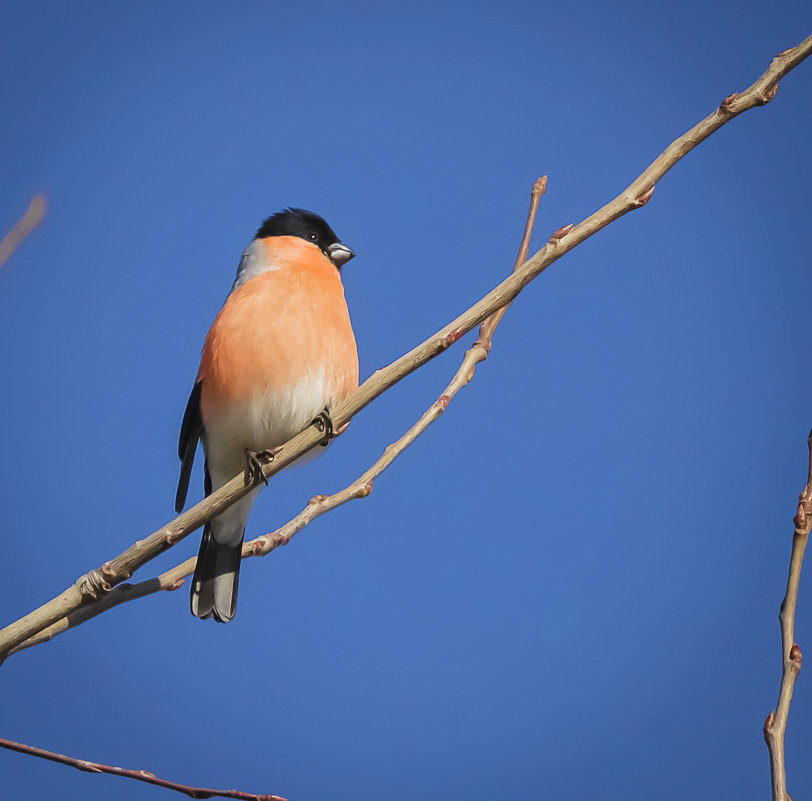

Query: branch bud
794 487 810 531
435 394 451 411
719 93 740 116
755 83 779 106
791 642 803 670
532 175 549 196
634 185 655 207
549 224 574 242
443 328 463 347
247 540 266 556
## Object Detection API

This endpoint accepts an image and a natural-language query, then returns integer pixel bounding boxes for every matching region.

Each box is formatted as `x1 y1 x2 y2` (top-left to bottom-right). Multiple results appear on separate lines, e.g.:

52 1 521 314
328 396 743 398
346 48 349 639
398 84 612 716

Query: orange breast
198 240 358 422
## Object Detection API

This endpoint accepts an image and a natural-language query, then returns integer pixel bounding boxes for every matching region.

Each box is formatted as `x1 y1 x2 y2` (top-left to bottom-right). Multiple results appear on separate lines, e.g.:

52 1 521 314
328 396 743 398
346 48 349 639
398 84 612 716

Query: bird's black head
254 208 355 268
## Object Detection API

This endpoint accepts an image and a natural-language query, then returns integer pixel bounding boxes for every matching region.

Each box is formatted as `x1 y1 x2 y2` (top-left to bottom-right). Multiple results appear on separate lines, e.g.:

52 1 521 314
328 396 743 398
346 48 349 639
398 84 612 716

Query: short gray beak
326 242 355 268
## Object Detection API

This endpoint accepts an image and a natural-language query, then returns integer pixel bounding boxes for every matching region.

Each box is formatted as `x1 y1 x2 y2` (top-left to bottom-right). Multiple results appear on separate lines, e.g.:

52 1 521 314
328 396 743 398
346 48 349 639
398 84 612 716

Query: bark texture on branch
0 34 810 663
764 429 812 801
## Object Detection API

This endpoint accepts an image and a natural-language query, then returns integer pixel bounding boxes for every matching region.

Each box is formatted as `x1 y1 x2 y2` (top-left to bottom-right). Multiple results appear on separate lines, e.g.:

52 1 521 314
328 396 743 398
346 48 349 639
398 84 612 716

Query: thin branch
476 175 547 350
0 736 285 801
0 195 46 270
9 177 548 655
764 429 812 801
1 33 810 663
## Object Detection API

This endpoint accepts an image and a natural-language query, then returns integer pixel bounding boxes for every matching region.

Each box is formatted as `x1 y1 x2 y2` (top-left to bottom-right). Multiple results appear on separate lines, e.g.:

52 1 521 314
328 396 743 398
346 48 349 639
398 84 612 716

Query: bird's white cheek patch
231 239 281 290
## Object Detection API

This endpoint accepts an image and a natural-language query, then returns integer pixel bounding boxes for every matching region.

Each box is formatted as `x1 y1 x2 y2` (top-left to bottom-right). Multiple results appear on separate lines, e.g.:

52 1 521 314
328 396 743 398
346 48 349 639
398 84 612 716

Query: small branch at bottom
0 736 285 801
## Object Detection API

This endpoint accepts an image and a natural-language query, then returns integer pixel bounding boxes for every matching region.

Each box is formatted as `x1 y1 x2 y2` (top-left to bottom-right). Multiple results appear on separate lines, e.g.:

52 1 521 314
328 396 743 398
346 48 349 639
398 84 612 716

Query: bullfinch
175 208 359 622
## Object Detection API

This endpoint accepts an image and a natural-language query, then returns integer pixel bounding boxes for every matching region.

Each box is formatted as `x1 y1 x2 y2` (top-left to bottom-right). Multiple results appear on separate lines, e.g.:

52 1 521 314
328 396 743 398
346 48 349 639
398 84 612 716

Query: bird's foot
312 407 334 447
244 447 281 486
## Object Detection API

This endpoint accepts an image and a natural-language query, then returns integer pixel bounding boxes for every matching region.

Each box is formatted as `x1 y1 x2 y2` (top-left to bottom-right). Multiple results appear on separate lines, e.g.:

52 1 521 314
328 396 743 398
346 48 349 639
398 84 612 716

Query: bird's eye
307 231 318 242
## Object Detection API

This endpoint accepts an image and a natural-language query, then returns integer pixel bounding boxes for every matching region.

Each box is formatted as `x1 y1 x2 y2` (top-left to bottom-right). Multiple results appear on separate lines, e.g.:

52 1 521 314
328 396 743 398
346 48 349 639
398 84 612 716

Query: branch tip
532 175 548 196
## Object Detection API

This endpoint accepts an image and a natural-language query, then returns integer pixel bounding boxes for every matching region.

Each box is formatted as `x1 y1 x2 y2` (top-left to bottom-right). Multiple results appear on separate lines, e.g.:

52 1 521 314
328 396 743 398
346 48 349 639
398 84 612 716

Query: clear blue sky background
1 3 811 800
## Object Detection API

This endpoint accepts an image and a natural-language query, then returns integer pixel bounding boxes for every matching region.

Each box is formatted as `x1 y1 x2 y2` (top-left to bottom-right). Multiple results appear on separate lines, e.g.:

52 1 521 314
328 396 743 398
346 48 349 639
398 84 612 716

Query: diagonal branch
0 736 285 801
8 178 548 656
0 195 46 270
763 429 812 801
0 33 810 663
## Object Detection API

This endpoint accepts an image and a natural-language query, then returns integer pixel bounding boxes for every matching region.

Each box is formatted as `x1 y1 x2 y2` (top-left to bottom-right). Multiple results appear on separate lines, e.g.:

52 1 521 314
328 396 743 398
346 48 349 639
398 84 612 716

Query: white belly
203 369 333 489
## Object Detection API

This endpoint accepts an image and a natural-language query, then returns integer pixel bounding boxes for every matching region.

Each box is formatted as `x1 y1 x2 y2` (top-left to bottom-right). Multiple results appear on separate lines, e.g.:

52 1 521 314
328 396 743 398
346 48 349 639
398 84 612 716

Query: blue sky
1 2 811 800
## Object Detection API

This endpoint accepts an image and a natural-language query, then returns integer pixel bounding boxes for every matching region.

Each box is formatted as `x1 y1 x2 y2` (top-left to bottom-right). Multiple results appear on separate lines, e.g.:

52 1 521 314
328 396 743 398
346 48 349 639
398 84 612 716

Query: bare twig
476 175 547 350
0 736 285 801
0 195 46 270
0 34 810 663
10 177 547 654
764 429 812 801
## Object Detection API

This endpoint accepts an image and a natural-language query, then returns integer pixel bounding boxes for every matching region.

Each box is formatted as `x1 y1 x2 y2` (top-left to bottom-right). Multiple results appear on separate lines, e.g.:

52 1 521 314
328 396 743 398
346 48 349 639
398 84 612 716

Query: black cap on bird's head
254 208 355 268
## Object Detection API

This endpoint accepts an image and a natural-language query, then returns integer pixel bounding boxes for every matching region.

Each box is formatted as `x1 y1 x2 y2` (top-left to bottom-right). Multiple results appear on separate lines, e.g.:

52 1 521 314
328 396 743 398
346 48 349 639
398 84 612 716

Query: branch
0 195 46 270
764 429 812 801
1 33 810 663
0 736 285 801
8 176 548 655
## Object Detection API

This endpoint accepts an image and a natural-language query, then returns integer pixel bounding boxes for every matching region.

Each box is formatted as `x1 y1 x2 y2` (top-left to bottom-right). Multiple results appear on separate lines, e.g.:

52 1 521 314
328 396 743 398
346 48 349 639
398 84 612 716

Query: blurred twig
764 429 812 801
9 178 548 655
0 195 45 270
0 33 811 663
0 736 285 801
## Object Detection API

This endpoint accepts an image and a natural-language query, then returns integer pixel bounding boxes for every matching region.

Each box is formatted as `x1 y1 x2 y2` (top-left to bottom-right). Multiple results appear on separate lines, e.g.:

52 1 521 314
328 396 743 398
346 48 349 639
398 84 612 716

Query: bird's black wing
176 381 203 512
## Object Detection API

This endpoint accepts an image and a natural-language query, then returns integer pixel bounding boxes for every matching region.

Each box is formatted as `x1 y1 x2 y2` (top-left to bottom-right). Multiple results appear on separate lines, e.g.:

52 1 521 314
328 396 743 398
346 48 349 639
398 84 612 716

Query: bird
175 208 359 622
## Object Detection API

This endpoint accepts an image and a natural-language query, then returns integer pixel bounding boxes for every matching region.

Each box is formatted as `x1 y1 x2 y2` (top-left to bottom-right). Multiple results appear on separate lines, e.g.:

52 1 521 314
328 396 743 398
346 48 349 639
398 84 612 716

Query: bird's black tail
190 523 244 623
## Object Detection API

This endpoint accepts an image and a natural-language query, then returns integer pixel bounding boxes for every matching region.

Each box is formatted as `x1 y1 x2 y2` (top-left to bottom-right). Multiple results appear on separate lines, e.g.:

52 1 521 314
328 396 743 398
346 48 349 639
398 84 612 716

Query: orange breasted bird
175 209 359 622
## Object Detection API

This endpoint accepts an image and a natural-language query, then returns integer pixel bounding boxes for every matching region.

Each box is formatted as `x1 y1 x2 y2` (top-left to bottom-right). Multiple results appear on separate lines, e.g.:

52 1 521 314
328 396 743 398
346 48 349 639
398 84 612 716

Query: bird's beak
326 242 355 268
